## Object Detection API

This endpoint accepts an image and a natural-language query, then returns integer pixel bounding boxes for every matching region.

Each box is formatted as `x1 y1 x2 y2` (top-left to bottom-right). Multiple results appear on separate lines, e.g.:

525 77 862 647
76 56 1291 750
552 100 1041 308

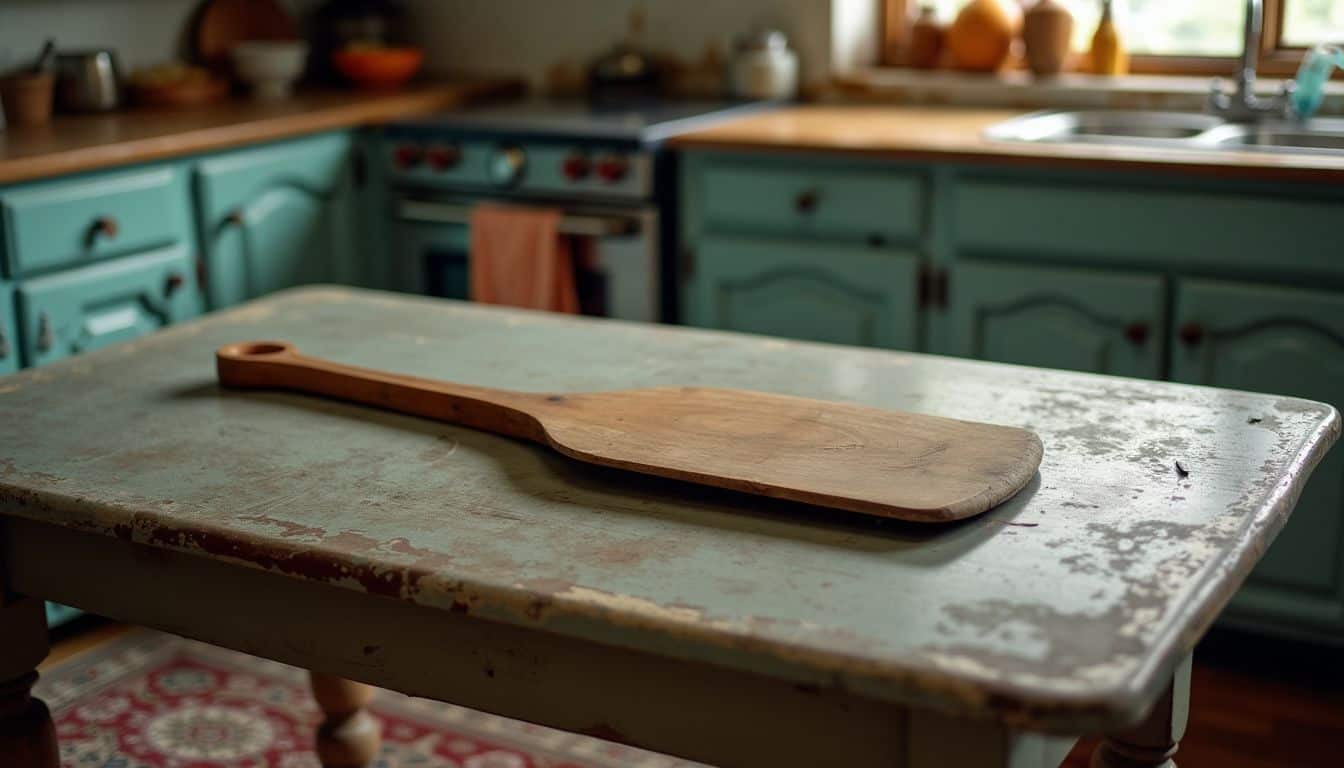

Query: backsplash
1 0 874 91
400 0 847 91
0 0 314 72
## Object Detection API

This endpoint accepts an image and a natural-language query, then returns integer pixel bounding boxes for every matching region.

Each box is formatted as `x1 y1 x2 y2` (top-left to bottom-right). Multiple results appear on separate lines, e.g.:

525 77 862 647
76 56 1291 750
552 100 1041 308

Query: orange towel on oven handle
469 204 581 314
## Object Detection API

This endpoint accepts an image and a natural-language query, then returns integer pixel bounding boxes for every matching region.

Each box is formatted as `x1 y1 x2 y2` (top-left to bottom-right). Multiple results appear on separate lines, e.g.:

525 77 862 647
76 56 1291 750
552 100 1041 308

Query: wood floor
1064 628 1344 767
46 619 1344 767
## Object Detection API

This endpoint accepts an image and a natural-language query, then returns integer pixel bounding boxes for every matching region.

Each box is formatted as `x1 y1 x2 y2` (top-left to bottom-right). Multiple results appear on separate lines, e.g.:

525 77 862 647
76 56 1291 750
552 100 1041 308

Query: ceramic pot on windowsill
1024 0 1075 77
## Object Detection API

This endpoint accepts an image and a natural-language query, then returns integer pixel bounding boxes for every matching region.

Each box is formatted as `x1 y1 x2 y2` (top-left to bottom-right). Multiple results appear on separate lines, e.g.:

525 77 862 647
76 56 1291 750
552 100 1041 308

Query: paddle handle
215 341 549 442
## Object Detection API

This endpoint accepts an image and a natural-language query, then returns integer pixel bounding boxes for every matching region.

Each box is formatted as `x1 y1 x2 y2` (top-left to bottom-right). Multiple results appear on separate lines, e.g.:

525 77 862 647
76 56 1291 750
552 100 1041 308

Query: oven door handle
397 200 641 237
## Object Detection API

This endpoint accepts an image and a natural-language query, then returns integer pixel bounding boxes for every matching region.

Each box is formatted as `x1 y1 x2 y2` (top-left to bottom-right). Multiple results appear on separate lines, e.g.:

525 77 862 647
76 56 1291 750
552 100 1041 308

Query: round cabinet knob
426 143 462 171
393 143 424 170
1124 321 1150 346
1179 322 1206 347
489 145 527 187
795 189 820 214
595 155 629 183
562 152 591 181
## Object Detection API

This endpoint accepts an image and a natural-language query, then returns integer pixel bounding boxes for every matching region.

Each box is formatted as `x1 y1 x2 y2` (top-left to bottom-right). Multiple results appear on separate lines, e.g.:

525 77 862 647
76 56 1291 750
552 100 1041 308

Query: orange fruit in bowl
332 46 424 89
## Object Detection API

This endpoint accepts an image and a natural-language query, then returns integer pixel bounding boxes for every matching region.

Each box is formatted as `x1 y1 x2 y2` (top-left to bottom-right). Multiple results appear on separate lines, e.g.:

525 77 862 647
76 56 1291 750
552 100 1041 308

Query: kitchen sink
1203 119 1344 154
984 111 1227 145
986 111 1344 157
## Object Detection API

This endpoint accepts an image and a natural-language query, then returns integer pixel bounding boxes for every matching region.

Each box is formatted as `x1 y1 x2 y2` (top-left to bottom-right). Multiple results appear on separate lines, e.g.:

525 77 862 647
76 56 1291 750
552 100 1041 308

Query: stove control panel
383 133 653 201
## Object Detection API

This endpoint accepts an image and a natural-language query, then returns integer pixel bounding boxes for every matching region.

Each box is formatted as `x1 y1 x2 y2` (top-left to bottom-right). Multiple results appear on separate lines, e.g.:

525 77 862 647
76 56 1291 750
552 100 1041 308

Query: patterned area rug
36 628 704 768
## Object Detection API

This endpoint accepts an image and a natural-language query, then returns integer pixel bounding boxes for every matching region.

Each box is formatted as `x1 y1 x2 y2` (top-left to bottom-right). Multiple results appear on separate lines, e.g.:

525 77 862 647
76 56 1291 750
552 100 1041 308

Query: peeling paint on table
0 285 1337 733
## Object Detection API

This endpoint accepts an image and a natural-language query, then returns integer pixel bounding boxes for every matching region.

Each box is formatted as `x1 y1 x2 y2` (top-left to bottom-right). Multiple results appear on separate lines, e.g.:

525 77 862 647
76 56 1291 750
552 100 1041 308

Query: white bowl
230 40 308 101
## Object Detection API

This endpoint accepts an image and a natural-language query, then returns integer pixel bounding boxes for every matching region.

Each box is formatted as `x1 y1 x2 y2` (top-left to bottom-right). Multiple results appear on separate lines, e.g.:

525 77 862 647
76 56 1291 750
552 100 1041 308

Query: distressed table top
1 286 1337 733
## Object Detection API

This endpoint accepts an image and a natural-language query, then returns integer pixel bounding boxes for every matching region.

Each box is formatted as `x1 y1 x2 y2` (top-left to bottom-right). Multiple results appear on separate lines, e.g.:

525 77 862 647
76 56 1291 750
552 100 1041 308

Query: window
884 1 1342 75
1283 0 1344 48
919 0 1243 56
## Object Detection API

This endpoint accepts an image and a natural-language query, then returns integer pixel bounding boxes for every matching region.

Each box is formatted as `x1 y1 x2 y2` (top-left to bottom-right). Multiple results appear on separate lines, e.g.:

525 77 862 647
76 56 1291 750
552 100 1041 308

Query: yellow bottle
1090 0 1129 75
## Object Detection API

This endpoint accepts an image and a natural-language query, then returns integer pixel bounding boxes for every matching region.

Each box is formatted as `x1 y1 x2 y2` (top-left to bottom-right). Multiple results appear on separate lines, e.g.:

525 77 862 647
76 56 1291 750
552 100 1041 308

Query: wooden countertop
670 105 1344 183
0 78 521 185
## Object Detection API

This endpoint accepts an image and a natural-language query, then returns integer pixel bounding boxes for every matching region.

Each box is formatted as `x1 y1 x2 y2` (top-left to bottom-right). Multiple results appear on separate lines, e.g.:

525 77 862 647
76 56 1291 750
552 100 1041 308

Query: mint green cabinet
946 261 1165 378
195 133 356 309
687 236 920 349
1 165 191 278
1171 279 1344 636
0 284 17 374
698 161 925 243
17 245 201 367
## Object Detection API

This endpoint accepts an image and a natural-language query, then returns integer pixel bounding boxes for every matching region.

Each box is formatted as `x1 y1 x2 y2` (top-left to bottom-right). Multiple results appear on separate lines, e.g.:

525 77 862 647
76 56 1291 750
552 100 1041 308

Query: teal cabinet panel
952 179 1344 277
686 236 919 349
946 261 1165 378
17 245 202 367
195 133 356 309
698 160 925 243
1171 279 1344 636
46 603 84 628
0 284 17 374
1 165 190 278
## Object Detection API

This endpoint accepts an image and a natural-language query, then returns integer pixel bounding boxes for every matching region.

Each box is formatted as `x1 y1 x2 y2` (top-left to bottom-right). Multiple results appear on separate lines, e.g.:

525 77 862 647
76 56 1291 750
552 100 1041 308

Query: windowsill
832 67 1344 114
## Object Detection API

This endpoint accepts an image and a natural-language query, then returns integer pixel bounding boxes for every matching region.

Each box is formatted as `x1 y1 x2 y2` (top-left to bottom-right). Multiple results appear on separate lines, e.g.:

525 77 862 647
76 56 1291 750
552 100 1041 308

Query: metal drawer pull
86 216 119 246
36 312 54 354
397 201 640 237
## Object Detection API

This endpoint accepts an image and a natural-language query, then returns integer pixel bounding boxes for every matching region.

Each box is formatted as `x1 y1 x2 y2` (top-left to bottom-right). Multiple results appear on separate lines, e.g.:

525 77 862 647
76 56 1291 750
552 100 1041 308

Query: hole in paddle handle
216 341 297 389
218 341 294 359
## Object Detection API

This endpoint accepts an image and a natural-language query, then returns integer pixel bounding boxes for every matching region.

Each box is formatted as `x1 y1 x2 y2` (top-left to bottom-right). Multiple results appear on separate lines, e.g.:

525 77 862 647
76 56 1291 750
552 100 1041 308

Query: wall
1 0 878 88
0 0 314 72
403 0 878 91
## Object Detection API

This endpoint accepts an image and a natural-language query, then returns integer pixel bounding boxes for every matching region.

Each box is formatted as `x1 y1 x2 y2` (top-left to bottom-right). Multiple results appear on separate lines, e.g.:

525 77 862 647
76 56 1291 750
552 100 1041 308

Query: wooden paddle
216 341 1042 522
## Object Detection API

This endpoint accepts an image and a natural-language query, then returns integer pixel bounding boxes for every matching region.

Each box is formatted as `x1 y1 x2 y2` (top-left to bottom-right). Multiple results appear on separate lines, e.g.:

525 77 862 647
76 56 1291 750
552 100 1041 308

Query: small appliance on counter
54 49 122 111
382 99 775 323
730 29 799 101
587 7 663 105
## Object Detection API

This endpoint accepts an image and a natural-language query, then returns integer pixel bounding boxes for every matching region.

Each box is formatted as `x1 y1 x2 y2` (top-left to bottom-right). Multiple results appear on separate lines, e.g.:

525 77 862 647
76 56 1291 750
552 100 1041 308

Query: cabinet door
946 261 1165 378
1171 279 1344 636
0 284 17 374
17 245 201 367
196 133 355 309
685 236 919 349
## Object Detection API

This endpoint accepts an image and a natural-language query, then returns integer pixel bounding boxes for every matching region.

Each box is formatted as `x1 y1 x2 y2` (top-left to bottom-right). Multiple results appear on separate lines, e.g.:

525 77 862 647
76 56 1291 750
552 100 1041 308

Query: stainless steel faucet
1209 0 1294 120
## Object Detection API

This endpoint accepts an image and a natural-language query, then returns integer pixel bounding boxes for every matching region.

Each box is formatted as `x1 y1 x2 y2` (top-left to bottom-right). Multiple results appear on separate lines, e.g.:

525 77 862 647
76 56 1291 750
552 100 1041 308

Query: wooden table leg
309 672 382 768
0 596 58 768
1091 654 1192 768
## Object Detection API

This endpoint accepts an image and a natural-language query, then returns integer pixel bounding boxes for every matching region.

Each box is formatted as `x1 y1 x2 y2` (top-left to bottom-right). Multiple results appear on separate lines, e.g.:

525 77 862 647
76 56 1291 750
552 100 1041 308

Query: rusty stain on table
0 286 1337 733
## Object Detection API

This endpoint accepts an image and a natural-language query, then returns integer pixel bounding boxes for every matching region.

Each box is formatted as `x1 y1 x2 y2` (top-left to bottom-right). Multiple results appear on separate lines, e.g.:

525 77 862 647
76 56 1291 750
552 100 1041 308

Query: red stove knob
393 144 424 169
595 155 629 183
562 152 591 181
426 144 462 171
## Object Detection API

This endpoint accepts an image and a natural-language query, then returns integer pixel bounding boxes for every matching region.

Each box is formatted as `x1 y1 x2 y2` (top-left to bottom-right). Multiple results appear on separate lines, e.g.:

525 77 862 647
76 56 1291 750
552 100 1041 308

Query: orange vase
947 0 1023 72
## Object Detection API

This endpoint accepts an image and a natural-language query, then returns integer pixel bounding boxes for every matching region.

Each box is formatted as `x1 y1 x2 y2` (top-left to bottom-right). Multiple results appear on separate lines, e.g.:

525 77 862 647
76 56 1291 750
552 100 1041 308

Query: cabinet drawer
699 161 924 243
0 284 17 374
2 165 190 278
685 235 920 349
952 179 1342 274
18 245 202 367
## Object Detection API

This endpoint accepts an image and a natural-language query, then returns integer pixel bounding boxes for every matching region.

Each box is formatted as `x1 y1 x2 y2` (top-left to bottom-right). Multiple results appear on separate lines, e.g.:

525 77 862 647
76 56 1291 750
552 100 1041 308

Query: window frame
880 0 1314 77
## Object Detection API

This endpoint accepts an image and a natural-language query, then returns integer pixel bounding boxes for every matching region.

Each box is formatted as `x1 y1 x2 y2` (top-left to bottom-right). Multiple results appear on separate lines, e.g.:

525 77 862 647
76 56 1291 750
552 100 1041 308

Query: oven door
392 198 661 323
